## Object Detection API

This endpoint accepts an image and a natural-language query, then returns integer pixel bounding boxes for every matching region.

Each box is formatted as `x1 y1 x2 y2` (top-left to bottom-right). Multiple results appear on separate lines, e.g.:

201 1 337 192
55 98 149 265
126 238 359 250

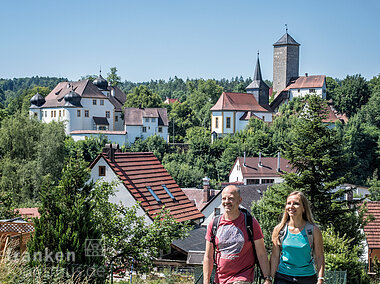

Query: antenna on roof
99 66 102 75
257 50 259 58
285 24 288 33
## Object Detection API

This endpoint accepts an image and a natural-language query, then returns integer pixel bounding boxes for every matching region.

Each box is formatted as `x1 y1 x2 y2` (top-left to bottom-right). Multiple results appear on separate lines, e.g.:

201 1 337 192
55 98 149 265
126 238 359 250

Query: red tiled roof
284 75 326 90
210 92 273 112
42 80 126 111
90 152 204 222
124 108 169 126
15 207 40 219
322 103 349 124
164 98 180 104
363 201 380 249
232 157 295 178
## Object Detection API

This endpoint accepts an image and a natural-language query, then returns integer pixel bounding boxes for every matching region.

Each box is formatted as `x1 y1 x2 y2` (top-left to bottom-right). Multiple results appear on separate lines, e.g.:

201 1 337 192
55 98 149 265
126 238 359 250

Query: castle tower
272 30 300 94
246 53 269 105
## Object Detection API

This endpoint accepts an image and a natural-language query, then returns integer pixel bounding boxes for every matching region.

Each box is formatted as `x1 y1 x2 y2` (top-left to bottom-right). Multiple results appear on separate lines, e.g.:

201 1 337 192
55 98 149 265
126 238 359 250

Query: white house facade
229 154 295 185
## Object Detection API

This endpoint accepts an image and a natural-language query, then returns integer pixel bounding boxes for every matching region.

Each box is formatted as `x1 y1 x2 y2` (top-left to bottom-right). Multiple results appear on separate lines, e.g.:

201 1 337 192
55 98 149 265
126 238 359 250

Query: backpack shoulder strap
305 221 314 258
240 208 254 243
210 215 221 264
279 223 288 250
210 216 221 247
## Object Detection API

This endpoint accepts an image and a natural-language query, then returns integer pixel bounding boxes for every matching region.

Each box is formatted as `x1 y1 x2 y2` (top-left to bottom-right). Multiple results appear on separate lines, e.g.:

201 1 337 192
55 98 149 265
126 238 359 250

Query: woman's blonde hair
272 191 315 245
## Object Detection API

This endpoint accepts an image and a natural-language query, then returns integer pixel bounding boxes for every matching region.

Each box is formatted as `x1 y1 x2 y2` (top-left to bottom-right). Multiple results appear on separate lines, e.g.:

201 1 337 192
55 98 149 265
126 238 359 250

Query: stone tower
246 53 269 105
272 32 300 95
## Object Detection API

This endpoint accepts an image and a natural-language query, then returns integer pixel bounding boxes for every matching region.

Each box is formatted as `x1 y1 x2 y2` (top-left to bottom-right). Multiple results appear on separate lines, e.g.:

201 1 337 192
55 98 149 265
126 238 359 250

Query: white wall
201 194 223 227
229 160 244 182
125 124 169 144
71 133 127 146
90 157 152 224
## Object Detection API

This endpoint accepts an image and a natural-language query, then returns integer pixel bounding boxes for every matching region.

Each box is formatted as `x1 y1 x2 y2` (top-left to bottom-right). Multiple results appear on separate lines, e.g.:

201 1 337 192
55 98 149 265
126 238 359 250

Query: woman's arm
270 241 281 278
203 240 214 284
313 226 325 284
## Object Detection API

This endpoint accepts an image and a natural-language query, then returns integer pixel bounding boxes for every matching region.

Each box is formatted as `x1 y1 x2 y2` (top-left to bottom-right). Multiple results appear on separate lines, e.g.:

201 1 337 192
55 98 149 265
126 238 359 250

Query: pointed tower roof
273 32 300 46
246 53 269 90
253 55 263 81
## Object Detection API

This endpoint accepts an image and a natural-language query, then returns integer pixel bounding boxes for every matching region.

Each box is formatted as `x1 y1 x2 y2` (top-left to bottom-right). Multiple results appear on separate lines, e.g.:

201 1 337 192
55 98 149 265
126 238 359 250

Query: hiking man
203 185 272 284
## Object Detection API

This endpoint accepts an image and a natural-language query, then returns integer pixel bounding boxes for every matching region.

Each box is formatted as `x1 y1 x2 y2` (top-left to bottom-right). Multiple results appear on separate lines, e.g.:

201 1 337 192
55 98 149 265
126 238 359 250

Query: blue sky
1 0 379 82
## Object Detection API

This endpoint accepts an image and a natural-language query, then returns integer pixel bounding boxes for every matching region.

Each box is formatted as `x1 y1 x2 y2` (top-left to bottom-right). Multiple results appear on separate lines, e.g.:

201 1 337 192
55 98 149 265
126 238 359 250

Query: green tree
168 101 199 143
283 95 363 245
28 159 104 270
333 74 370 117
325 76 340 100
107 67 121 87
124 85 163 108
322 227 368 283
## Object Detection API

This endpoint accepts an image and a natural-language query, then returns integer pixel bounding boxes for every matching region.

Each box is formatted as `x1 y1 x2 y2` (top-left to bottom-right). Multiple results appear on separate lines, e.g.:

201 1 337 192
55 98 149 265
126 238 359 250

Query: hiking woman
270 191 325 284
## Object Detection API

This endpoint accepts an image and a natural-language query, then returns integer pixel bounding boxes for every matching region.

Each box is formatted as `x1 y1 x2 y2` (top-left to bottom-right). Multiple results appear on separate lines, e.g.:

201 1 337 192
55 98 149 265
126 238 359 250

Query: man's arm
313 226 325 284
203 240 214 284
254 238 272 284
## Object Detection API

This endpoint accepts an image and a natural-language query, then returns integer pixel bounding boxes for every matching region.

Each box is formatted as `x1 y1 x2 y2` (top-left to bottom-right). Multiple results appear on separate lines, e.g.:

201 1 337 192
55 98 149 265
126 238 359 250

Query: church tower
246 53 269 105
272 28 300 94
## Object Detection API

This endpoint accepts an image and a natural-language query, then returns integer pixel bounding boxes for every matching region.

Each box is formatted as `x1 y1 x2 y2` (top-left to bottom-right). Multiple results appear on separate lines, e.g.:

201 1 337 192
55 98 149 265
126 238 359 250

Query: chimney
202 176 211 202
305 73 308 77
243 152 246 167
258 152 262 167
277 152 281 172
102 143 120 162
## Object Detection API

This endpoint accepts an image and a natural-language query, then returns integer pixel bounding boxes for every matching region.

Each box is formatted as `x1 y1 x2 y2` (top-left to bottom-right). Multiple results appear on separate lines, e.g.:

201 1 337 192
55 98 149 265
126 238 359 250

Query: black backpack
210 207 263 279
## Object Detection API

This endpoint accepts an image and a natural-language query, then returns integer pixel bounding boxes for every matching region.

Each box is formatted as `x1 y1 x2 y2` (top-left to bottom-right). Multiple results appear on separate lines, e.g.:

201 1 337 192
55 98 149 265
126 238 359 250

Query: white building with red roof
229 153 295 185
30 73 169 145
89 144 204 224
210 55 274 137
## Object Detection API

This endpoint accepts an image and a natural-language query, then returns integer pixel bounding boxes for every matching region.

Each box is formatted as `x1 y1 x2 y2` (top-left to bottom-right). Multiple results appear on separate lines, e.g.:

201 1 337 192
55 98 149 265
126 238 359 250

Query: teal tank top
277 227 316 276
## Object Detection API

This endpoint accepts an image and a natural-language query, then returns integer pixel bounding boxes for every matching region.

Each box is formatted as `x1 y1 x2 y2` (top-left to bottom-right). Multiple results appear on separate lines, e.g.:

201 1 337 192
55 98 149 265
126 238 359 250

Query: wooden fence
0 222 34 262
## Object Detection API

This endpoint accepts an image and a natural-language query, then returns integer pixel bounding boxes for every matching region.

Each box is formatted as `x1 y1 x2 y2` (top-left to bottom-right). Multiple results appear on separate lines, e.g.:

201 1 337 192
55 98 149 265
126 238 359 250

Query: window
62 110 65 116
77 110 81 117
106 111 110 118
93 99 97 105
215 117 219 128
226 117 231 128
59 110 61 117
99 126 107 130
115 115 118 122
54 110 56 117
85 110 89 117
247 179 260 185
262 179 274 184
162 184 176 200
100 100 104 105
45 111 47 117
158 127 162 133
309 89 316 93
151 118 156 122
147 186 161 203
237 164 240 171
34 113 38 118
145 118 149 123
51 111 53 117
214 208 221 216
262 116 265 121
142 126 147 132
298 89 300 93
99 166 106 176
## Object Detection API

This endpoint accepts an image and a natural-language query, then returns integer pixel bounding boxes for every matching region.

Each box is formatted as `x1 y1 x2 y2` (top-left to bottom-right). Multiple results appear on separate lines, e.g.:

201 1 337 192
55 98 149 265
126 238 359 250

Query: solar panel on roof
162 184 176 200
147 186 161 203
